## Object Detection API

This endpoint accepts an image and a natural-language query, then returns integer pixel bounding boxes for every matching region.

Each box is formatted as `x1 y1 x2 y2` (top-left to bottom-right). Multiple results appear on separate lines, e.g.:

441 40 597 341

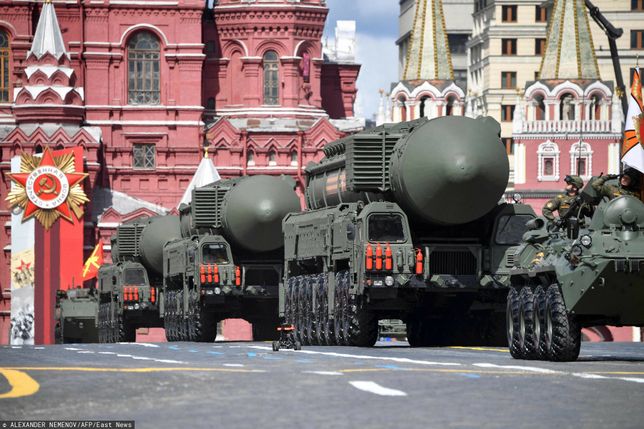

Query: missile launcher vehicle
96 175 300 343
55 287 99 343
98 215 181 343
281 116 536 347
506 179 644 361
165 175 301 341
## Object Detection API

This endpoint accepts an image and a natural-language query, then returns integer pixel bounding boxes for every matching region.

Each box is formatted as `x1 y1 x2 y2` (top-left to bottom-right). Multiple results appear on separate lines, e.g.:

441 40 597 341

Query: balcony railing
518 120 613 134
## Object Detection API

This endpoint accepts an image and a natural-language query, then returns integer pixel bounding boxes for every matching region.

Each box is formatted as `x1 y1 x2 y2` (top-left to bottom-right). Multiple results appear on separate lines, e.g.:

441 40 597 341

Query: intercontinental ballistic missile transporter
55 287 99 343
97 215 181 343
281 116 536 347
506 180 644 361
166 175 300 341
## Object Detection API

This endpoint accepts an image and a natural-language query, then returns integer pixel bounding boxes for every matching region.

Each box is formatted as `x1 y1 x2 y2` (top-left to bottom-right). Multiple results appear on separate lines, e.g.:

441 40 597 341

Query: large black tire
533 286 548 360
333 271 348 345
163 290 177 342
302 276 315 346
315 274 330 345
118 314 136 342
519 287 538 359
294 277 304 344
544 285 581 362
507 287 526 359
188 289 216 343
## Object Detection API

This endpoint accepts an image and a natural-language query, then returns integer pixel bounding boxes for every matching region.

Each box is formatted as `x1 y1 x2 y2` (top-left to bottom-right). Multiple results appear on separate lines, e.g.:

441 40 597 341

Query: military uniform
542 194 577 221
591 176 639 200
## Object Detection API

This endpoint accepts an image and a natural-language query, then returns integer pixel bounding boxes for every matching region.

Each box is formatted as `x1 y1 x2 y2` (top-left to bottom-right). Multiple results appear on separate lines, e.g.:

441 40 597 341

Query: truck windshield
202 243 229 264
124 269 146 285
496 215 534 245
369 214 406 242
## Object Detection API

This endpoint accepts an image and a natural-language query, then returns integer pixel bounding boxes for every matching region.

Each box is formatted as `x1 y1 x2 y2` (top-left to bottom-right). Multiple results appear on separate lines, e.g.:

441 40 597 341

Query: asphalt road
1 341 643 429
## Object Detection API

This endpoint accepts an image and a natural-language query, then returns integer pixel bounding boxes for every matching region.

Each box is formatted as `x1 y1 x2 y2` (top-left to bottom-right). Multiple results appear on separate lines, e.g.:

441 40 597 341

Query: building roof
178 154 221 207
402 0 454 81
28 0 68 60
540 0 600 80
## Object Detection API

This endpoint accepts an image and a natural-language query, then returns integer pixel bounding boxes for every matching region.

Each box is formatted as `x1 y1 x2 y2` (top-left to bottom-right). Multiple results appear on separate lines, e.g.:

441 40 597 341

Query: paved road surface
1 341 643 428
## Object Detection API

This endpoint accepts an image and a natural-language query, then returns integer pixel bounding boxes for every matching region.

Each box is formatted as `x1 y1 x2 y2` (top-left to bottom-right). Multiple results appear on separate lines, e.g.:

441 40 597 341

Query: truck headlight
571 245 583 257
580 235 592 248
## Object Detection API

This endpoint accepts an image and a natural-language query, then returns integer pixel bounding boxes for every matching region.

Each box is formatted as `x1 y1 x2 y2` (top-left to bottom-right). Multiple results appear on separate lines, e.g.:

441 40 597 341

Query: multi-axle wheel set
507 284 581 362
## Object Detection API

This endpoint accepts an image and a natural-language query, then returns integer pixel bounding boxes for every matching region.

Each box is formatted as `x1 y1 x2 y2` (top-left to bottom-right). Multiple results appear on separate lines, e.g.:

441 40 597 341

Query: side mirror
526 218 545 231
346 223 356 241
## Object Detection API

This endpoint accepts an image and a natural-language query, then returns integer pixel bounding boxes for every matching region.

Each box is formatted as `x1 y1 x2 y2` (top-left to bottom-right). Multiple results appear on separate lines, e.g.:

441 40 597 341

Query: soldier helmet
622 167 640 188
564 175 584 189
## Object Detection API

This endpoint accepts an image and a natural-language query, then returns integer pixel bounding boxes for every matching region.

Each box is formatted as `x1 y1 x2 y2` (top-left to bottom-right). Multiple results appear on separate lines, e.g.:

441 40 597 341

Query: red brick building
0 0 362 343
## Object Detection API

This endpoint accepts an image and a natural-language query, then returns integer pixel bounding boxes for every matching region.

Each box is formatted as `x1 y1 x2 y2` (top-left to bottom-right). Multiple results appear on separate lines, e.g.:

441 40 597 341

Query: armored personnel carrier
506 179 644 361
165 175 300 341
281 116 536 347
55 287 99 343
97 215 180 343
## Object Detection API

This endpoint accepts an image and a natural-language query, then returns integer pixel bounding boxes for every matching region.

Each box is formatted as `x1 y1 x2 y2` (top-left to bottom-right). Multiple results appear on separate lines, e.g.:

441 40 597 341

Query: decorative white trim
86 120 204 126
119 24 170 47
215 106 327 117
569 141 593 180
537 140 560 182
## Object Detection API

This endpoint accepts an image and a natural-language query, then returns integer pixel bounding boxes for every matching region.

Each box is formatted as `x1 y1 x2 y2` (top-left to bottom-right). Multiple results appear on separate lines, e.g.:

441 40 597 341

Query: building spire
402 0 454 81
28 0 68 60
539 0 600 80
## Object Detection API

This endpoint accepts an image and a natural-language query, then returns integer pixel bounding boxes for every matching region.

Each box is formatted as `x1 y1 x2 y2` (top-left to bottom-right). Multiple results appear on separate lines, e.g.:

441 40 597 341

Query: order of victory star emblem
5 147 89 230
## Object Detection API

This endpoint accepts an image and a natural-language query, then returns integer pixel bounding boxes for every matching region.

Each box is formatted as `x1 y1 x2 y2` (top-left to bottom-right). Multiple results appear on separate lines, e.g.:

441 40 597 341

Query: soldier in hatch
542 175 584 222
591 167 641 200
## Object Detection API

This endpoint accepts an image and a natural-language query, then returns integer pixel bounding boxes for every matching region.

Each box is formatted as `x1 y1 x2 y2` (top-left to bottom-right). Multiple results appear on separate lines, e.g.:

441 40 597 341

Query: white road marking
77 351 95 354
223 363 245 367
119 342 160 348
64 347 83 351
247 346 461 367
617 377 644 384
11 346 22 349
154 359 186 364
349 381 407 397
303 371 344 376
473 363 560 374
572 373 608 380
98 352 117 355
34 347 45 350
116 354 134 358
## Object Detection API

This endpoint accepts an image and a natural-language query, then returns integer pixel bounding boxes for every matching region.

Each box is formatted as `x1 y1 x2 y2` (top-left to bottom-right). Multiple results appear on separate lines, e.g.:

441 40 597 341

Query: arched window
419 96 430 118
560 93 575 120
570 142 593 179
537 140 560 181
534 94 546 120
589 94 602 120
263 50 279 105
399 96 407 122
0 29 10 103
290 150 298 166
268 150 277 166
128 31 160 105
247 150 255 166
445 96 457 116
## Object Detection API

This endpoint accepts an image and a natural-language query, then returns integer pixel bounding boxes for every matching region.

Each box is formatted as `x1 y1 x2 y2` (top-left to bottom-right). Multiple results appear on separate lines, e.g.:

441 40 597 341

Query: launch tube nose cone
389 116 508 225
222 175 301 253
446 155 479 183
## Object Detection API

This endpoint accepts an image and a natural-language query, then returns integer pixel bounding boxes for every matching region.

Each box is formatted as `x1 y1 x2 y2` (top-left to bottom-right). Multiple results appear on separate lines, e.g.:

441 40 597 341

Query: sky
323 0 399 121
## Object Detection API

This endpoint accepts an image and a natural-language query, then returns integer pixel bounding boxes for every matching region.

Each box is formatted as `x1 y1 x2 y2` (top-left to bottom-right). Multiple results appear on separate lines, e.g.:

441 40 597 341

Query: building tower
203 0 363 196
388 0 465 124
512 0 622 207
